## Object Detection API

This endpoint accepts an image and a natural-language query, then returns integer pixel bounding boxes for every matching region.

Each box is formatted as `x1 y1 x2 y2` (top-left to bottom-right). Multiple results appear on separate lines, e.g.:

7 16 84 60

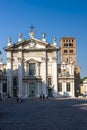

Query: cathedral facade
0 30 80 99
3 31 59 98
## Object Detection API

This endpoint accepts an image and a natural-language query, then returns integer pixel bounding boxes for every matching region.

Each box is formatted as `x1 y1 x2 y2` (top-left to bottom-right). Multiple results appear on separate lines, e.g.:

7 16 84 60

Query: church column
52 54 58 97
42 57 47 97
25 82 28 98
6 38 13 97
18 57 23 97
24 62 28 98
7 57 12 97
25 62 28 76
36 81 40 97
37 63 40 77
0 82 3 99
62 81 66 96
71 80 75 97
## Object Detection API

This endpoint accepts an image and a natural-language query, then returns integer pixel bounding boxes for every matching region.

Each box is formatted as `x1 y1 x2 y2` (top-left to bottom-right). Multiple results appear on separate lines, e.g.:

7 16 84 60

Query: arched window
70 50 73 53
64 50 68 53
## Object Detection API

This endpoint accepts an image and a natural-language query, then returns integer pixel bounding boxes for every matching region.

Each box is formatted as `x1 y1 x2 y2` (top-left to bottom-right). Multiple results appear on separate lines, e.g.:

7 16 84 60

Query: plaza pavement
0 97 87 130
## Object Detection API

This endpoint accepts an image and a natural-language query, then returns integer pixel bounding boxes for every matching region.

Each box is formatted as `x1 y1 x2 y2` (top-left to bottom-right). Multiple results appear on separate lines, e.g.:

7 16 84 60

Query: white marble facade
4 31 60 98
3 31 76 98
58 60 75 97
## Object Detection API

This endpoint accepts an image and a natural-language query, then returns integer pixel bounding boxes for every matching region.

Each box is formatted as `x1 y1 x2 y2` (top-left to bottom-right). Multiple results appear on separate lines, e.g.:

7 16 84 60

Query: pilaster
0 83 3 99
18 57 23 97
52 55 58 97
42 57 47 97
25 82 28 98
37 63 40 77
7 57 12 97
36 81 40 97
71 81 75 97
62 81 66 95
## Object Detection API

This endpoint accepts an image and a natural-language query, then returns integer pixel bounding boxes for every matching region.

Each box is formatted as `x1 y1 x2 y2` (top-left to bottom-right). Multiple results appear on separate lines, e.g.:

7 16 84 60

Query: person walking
43 94 45 100
16 96 19 102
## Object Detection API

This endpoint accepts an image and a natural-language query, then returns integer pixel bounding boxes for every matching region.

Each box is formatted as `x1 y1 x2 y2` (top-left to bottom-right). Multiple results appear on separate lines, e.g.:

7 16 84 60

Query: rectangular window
29 63 35 76
58 83 62 92
69 43 73 47
48 78 51 86
64 50 68 53
70 50 73 53
64 43 68 47
3 83 7 92
66 82 70 92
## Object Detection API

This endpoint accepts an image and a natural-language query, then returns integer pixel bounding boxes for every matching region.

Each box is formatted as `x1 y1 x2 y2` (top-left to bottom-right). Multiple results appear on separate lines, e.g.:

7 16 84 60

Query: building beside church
80 79 87 96
0 29 80 99
0 53 7 99
59 37 80 97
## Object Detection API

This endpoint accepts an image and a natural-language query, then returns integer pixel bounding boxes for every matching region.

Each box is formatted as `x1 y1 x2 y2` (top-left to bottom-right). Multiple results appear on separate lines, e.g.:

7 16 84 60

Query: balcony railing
58 73 74 79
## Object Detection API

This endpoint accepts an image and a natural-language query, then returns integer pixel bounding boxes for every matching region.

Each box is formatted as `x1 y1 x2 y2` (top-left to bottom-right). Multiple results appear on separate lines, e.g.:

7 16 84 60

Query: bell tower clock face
29 42 36 48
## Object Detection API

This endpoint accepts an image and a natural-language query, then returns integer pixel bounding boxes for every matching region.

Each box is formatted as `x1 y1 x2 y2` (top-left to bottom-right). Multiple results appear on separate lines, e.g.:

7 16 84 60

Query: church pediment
4 37 59 51
24 58 41 63
23 38 47 49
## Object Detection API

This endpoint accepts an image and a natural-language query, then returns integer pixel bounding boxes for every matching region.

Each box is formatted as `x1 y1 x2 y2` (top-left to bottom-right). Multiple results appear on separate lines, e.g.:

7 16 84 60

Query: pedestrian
21 96 23 102
17 96 19 102
43 94 45 100
23 96 25 102
40 94 42 99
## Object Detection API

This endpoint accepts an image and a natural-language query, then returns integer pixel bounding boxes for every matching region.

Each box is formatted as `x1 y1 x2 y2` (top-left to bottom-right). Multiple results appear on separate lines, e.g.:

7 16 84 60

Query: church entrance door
13 89 17 97
29 83 35 97
48 88 52 97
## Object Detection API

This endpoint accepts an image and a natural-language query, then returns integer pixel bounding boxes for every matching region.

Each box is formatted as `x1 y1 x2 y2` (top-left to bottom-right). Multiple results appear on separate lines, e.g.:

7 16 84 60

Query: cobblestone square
0 97 87 130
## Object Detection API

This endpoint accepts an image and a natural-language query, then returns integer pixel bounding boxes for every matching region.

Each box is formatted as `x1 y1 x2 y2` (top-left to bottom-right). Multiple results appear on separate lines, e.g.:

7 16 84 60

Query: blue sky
0 0 87 78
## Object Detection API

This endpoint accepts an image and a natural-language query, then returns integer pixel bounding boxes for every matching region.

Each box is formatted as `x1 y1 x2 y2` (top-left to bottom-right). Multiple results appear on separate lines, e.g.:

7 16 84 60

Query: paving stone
0 97 87 130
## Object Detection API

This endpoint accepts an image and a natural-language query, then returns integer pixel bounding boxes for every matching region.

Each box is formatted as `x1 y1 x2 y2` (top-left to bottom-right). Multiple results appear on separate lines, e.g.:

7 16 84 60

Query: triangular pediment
23 38 47 49
4 37 59 51
24 58 41 63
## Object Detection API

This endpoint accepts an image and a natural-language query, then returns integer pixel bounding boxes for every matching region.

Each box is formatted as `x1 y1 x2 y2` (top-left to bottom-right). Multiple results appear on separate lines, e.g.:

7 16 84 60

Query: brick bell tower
60 37 76 65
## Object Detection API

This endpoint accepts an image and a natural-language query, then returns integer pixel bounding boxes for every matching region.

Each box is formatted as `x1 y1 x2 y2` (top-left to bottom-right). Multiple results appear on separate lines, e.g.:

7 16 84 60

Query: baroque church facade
0 29 80 99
